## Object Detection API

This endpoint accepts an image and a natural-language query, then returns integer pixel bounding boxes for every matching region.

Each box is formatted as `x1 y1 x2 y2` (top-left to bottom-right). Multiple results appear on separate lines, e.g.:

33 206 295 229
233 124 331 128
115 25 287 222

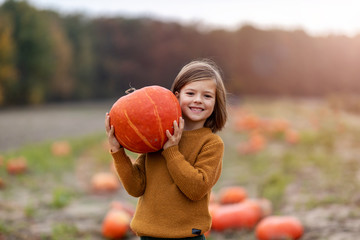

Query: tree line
1 0 360 106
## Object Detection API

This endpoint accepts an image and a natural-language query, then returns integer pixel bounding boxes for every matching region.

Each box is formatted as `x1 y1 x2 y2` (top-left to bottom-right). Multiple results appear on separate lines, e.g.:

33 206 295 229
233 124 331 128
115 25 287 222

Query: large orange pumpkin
109 86 182 153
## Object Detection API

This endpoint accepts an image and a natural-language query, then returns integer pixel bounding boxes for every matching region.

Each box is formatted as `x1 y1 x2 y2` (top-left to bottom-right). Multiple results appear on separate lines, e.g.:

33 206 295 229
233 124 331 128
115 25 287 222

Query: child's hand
163 117 184 150
105 113 122 152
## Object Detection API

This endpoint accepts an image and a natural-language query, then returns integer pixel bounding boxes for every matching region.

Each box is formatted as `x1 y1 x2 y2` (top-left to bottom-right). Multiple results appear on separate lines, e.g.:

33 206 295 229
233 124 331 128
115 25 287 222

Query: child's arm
112 150 146 197
105 113 146 197
163 137 224 201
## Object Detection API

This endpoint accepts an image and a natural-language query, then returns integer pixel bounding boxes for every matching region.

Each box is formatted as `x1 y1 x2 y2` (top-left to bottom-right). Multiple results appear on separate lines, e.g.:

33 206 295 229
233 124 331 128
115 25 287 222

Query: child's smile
189 106 203 112
176 79 216 131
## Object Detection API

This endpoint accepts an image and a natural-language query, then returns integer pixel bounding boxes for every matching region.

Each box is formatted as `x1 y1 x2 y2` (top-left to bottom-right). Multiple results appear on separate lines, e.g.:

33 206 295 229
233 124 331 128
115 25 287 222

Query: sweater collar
182 127 212 137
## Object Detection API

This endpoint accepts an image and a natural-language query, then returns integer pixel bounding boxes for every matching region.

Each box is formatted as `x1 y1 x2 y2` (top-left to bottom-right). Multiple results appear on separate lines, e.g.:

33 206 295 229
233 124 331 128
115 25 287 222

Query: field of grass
1 97 360 240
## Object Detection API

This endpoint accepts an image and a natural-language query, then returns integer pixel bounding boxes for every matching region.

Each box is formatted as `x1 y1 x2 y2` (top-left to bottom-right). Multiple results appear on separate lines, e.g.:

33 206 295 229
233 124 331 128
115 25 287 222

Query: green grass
0 220 10 235
51 223 81 240
51 187 77 209
24 203 36 218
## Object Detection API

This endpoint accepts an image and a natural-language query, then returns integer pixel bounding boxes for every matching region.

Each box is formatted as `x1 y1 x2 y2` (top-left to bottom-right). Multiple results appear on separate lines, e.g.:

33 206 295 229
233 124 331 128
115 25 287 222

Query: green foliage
45 11 74 101
0 13 17 105
0 220 10 234
259 173 291 208
51 187 75 209
0 0 55 104
51 223 80 240
62 14 96 100
305 195 348 209
24 203 36 218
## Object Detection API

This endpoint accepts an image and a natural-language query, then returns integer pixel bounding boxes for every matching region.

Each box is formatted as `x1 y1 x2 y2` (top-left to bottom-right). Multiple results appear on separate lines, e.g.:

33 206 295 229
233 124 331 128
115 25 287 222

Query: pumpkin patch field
1 97 360 240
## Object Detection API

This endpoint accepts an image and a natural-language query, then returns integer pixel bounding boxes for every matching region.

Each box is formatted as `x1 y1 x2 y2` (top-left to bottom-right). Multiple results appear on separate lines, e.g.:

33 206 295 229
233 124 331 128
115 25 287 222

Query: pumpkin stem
125 87 136 94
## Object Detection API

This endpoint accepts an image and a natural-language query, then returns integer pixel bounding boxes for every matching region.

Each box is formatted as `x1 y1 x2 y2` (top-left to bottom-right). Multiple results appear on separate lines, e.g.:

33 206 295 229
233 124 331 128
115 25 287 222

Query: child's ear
175 91 179 98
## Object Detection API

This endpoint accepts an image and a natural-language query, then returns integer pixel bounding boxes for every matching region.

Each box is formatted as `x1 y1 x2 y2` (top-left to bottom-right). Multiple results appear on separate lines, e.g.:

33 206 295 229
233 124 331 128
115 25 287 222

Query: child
105 59 228 239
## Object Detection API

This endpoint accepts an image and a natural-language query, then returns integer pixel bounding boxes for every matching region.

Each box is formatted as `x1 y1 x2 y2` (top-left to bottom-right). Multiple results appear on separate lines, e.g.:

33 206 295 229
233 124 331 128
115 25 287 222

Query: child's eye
205 94 213 98
186 92 194 96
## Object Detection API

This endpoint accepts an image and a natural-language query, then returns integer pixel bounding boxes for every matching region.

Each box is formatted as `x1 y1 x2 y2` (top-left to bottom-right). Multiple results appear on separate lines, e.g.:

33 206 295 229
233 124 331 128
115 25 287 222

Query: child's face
176 79 216 130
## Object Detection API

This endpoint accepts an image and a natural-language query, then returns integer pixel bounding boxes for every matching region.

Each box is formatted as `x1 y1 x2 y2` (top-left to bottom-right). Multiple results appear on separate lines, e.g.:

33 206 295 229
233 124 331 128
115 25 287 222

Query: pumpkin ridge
118 135 134 152
124 110 158 151
144 90 164 146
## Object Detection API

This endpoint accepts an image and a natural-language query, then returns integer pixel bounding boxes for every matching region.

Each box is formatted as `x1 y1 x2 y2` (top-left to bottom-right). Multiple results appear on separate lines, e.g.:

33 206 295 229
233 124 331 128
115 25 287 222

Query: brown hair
171 59 228 133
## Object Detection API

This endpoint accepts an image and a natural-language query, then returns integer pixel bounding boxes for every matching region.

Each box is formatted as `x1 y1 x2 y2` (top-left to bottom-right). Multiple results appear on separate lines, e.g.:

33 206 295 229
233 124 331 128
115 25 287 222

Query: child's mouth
190 107 203 112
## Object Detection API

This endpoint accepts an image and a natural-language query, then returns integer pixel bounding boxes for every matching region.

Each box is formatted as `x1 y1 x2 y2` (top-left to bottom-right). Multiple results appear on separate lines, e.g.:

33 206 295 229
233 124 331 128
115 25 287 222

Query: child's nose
194 94 202 103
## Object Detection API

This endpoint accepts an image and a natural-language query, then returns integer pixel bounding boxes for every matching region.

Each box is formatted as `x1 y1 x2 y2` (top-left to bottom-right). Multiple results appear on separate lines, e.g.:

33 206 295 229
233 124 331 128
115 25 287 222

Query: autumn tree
0 13 17 105
0 0 55 104
62 14 96 100
43 10 75 101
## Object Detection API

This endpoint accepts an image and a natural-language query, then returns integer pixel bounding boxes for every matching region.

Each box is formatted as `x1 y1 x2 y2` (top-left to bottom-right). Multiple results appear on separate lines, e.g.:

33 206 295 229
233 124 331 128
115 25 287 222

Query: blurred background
1 0 360 239
0 0 360 106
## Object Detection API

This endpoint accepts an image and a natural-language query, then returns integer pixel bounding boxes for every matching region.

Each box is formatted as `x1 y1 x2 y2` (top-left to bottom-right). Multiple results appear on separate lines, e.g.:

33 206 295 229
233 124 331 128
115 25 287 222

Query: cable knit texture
111 127 224 238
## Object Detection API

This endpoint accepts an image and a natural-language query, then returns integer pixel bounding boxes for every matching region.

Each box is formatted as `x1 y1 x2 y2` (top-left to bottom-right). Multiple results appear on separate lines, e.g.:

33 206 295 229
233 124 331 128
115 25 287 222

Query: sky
1 0 360 37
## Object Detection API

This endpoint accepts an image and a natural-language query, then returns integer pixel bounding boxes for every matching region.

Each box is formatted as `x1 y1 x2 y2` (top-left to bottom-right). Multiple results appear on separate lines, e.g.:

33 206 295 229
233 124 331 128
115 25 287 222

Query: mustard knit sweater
111 127 224 238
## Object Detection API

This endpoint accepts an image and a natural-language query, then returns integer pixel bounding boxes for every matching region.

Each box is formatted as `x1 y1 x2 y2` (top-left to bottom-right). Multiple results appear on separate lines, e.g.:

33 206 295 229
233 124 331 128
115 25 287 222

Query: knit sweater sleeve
111 149 146 197
162 138 223 201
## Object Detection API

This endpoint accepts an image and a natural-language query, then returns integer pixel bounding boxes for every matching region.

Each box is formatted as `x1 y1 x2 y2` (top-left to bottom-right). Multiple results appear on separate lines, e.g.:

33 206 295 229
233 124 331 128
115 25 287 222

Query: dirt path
0 100 114 152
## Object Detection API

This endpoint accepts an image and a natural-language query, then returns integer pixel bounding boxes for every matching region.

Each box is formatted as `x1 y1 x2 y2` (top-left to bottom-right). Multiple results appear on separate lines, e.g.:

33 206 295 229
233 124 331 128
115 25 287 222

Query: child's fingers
179 117 184 131
173 118 184 137
105 113 111 132
173 120 178 130
109 125 114 135
165 129 172 138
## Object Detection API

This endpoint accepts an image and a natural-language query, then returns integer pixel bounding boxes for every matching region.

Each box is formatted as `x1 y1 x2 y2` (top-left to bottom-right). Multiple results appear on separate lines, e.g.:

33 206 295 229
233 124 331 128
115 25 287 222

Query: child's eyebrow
204 90 216 95
205 90 215 93
183 88 195 91
183 88 215 94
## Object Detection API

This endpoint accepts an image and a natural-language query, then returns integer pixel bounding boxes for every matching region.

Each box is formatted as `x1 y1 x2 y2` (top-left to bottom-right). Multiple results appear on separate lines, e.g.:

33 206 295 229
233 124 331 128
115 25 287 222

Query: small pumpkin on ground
102 209 131 239
91 172 120 193
218 186 248 204
51 141 72 156
211 200 262 231
6 157 28 175
255 215 304 240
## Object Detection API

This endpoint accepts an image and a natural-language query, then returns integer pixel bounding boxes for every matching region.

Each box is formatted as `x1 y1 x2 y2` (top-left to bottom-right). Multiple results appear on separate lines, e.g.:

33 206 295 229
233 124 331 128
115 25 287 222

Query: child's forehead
183 78 216 87
181 79 217 91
